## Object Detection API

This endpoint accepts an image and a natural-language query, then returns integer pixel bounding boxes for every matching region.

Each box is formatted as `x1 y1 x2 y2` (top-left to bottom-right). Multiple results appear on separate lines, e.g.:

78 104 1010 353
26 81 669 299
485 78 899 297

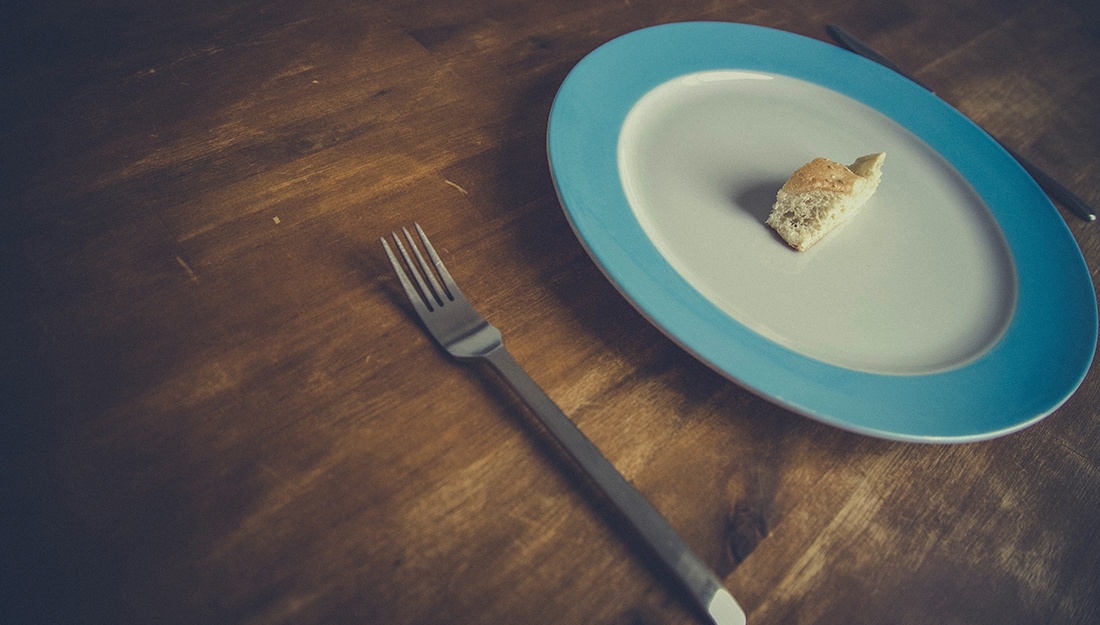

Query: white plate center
618 71 1017 375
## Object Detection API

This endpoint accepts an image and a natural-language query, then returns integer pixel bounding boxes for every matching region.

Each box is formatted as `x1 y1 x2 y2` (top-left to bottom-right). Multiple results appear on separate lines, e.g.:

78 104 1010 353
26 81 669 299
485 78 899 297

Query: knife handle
997 141 1096 222
827 23 1096 223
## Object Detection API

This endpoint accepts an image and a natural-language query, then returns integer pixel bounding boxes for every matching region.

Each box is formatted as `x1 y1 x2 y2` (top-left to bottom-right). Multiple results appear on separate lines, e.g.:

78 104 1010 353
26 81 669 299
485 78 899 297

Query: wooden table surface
3 1 1099 624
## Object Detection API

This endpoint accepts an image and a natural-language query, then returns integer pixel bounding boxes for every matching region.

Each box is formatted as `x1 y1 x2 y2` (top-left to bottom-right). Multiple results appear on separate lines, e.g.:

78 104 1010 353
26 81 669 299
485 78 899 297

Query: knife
827 24 1096 222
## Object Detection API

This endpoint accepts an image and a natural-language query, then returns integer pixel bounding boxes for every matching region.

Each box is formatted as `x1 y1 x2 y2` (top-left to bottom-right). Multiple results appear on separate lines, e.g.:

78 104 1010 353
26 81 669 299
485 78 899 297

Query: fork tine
414 222 460 300
393 233 435 309
381 235 434 314
403 226 447 307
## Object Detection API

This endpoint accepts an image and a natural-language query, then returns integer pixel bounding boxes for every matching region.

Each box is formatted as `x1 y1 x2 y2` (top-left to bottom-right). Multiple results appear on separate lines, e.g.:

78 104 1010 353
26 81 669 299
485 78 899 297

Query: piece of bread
765 152 885 251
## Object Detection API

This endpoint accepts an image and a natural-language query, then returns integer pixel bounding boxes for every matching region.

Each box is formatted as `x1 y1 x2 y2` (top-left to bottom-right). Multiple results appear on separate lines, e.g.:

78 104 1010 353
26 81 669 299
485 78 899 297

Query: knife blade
826 24 1096 222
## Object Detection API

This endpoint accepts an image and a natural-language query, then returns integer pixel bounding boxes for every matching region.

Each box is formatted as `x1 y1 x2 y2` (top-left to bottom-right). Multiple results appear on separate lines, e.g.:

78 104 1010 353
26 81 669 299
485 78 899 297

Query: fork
382 224 746 625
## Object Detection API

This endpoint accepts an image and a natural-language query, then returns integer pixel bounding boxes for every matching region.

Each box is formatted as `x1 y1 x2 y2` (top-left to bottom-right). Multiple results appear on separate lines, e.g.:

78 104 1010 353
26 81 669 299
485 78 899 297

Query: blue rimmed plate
547 22 1096 442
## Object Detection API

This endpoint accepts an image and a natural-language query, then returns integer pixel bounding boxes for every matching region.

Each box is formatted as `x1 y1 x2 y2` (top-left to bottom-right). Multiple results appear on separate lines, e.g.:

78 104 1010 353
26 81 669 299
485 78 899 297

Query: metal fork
382 224 746 625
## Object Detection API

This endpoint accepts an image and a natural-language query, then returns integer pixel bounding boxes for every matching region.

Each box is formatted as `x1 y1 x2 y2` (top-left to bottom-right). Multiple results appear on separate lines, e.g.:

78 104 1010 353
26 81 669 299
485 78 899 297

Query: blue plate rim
546 22 1097 443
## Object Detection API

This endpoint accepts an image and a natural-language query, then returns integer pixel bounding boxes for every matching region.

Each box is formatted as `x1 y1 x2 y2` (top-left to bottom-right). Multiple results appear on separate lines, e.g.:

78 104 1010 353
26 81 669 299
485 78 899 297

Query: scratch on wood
444 179 469 195
175 255 199 283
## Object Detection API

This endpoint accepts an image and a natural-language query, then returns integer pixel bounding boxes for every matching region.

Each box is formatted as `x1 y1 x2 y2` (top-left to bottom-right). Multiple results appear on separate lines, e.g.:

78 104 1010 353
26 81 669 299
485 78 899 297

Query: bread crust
781 157 859 194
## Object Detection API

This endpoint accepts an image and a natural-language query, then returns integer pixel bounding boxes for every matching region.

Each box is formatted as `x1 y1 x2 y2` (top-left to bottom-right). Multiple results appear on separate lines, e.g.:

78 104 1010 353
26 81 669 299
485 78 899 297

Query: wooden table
3 1 1098 623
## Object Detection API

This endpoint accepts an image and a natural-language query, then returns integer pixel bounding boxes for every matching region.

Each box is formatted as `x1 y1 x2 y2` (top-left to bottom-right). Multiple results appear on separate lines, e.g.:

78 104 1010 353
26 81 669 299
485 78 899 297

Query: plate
546 22 1097 442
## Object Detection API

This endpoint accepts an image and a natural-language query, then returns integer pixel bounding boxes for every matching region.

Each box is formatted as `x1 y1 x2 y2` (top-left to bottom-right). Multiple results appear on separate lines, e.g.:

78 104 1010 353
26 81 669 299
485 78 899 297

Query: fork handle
483 345 746 625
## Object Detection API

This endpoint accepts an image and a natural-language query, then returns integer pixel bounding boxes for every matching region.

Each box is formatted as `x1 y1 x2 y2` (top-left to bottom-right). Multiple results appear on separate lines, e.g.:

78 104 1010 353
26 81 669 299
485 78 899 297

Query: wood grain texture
2 1 1098 624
